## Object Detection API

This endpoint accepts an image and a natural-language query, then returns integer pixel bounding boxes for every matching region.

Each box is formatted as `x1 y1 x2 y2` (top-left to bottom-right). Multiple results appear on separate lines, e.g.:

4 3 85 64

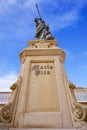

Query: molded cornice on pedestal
28 40 58 47
20 40 66 63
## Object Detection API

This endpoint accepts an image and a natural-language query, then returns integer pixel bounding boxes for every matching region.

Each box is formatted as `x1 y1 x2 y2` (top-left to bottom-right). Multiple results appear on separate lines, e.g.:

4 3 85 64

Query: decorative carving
68 81 87 125
10 76 22 92
72 102 87 122
59 56 64 63
69 82 76 89
0 103 14 123
0 76 22 125
30 41 56 48
21 57 26 64
10 83 17 91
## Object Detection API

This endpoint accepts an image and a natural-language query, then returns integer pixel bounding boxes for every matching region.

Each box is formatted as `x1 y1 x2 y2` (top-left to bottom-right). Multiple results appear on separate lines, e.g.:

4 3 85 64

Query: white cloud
49 12 78 31
46 0 87 30
0 0 17 13
0 71 18 92
0 0 87 31
0 0 87 42
6 0 17 5
24 0 41 8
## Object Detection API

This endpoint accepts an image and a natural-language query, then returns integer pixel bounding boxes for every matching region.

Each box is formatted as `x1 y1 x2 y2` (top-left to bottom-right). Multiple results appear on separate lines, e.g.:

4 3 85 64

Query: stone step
8 128 85 130
0 127 87 130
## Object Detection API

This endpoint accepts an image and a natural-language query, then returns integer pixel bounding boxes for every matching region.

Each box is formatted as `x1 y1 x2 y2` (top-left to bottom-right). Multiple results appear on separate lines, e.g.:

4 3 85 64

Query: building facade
0 92 11 108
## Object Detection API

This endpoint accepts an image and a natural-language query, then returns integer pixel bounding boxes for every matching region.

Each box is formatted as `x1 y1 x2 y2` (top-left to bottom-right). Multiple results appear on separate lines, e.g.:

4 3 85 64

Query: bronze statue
34 4 54 40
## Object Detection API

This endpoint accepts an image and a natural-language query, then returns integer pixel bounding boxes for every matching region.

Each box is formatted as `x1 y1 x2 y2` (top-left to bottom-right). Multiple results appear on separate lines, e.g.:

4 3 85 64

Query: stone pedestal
12 40 73 128
0 40 87 130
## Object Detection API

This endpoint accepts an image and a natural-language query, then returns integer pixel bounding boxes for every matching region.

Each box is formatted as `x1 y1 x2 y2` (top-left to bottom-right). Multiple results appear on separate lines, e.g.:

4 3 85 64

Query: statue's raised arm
34 4 54 40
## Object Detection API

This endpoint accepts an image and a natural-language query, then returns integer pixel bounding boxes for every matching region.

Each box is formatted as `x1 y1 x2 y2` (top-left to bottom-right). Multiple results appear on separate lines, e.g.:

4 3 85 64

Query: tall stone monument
0 8 87 130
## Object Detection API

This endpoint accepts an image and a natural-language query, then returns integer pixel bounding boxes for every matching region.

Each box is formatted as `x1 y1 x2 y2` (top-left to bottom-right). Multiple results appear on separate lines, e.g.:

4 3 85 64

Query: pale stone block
11 40 87 129
0 128 8 130
9 128 78 130
23 112 62 128
26 62 59 112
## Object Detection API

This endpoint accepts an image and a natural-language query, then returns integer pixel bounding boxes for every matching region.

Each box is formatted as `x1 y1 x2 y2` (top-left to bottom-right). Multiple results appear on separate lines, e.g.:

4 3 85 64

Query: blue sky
0 0 87 91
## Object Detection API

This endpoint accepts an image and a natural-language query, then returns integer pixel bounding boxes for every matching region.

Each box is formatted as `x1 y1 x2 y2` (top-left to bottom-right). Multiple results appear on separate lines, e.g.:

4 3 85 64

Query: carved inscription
32 64 53 76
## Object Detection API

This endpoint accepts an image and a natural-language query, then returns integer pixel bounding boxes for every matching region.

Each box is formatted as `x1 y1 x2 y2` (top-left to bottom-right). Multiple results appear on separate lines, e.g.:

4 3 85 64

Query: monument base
0 40 87 130
0 127 87 130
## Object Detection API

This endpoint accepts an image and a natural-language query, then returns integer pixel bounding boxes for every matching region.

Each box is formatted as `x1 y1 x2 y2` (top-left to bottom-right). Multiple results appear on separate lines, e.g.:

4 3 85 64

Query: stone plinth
0 40 87 129
8 128 87 130
1 127 87 130
13 40 73 128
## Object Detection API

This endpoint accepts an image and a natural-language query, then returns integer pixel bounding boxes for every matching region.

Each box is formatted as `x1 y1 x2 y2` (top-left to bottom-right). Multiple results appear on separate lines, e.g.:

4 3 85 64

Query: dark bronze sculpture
34 4 54 40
